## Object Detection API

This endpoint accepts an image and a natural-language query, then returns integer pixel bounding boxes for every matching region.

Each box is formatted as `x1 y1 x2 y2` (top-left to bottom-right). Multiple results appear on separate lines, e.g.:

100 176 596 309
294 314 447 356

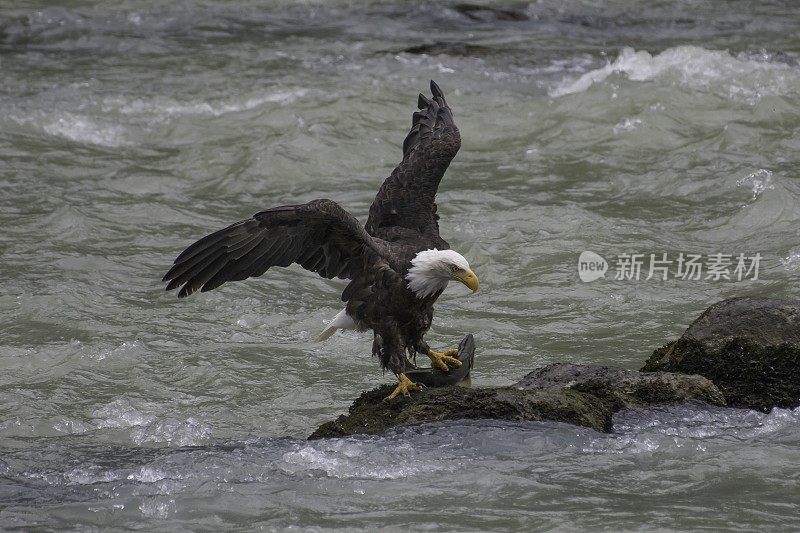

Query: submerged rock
642 297 800 411
309 363 723 439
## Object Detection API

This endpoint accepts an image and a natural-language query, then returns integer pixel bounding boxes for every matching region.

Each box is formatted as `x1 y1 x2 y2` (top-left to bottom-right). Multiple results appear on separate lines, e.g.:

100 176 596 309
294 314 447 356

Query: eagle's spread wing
163 199 383 298
365 80 461 240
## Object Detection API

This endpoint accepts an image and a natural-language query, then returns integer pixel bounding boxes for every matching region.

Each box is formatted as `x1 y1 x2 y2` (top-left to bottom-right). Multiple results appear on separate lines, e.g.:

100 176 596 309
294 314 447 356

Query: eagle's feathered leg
375 319 422 401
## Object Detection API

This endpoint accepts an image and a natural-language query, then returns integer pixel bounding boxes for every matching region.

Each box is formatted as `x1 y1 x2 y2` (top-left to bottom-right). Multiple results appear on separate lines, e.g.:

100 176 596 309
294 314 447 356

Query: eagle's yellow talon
385 373 421 401
427 348 462 372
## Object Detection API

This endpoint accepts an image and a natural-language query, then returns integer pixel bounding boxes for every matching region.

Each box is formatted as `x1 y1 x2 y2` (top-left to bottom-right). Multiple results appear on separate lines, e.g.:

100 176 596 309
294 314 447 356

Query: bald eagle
163 81 478 400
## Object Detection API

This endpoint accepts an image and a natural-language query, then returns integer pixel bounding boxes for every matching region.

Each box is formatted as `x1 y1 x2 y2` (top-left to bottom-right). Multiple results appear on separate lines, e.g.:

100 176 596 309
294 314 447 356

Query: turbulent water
2 1 800 530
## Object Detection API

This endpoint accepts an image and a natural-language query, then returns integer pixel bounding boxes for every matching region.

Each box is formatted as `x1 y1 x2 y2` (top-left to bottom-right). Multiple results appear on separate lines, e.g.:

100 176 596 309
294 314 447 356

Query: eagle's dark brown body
163 81 461 378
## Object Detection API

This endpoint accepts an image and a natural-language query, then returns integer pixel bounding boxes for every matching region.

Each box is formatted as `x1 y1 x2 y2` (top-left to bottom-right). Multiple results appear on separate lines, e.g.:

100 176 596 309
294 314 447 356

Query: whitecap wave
41 112 130 147
131 417 211 447
105 89 307 118
92 398 211 446
139 498 176 519
586 404 800 454
127 466 168 483
280 439 446 479
550 46 800 102
9 110 129 148
92 398 157 429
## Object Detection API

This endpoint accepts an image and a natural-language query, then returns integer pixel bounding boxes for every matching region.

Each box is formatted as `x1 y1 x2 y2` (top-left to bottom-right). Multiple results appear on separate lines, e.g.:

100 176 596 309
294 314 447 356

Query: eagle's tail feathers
316 308 356 342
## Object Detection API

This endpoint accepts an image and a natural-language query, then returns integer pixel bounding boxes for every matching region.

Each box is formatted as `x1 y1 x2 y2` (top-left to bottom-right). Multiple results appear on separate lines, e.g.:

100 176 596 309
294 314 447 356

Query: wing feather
163 199 385 297
365 80 460 241
165 248 226 292
173 221 246 263
200 234 266 292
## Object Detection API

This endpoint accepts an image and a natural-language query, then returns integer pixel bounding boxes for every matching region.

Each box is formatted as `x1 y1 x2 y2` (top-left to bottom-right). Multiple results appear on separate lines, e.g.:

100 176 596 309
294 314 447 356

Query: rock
517 363 725 411
642 297 800 411
309 363 724 439
311 297 800 439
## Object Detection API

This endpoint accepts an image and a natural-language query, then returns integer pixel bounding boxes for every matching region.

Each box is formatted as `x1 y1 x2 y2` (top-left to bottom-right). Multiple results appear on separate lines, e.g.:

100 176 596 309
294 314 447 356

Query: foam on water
66 465 122 485
52 418 91 435
550 46 800 102
92 398 157 429
91 399 211 446
0 403 798 529
5 89 307 151
782 249 800 271
28 112 130 147
127 466 168 483
130 418 211 447
612 117 642 134
737 168 775 201
4 405 800 511
593 404 800 454
105 89 307 118
280 437 448 480
139 498 177 519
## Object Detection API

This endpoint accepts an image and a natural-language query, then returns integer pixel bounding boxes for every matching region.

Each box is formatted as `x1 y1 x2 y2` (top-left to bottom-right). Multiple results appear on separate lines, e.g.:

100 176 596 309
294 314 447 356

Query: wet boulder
516 363 725 412
642 297 800 411
309 363 723 439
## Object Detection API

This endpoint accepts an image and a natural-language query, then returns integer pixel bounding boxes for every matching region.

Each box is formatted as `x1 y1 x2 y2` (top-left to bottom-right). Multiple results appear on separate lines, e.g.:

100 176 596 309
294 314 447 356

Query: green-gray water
1 1 799 530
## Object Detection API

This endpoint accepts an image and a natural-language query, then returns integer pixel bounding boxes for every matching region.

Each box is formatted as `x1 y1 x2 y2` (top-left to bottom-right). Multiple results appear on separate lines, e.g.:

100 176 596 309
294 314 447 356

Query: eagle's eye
450 264 460 273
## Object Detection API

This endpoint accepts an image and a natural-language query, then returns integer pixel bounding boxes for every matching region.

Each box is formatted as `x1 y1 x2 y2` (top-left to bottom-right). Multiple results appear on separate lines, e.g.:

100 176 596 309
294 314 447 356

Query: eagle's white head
405 249 479 299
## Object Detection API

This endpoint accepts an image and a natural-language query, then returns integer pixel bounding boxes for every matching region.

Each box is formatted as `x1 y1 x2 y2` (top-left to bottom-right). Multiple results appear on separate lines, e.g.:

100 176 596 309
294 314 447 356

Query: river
1 1 799 530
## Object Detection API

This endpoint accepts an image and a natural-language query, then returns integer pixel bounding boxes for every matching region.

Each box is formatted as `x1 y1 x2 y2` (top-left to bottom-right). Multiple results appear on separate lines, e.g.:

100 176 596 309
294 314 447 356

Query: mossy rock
642 297 800 411
310 363 723 439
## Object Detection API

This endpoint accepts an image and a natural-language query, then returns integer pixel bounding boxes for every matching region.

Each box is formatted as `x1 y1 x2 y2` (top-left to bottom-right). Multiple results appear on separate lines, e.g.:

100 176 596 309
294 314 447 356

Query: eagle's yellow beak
454 269 479 293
